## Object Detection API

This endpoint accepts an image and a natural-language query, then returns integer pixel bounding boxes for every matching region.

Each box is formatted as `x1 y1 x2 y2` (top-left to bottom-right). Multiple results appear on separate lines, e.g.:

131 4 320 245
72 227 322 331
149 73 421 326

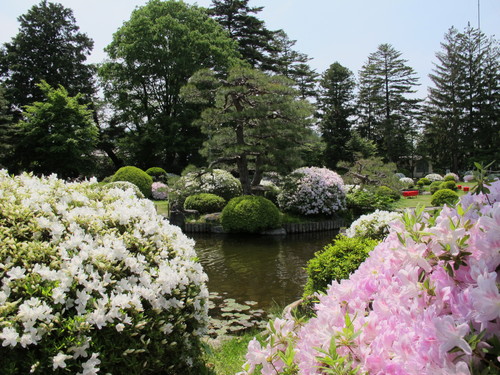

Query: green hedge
221 195 281 233
431 188 459 206
184 193 226 214
303 235 379 297
111 166 153 198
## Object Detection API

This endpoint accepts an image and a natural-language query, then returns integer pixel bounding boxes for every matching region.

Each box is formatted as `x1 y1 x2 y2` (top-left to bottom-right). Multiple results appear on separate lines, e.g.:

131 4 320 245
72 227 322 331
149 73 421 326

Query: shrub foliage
0 172 209 374
184 193 226 214
221 195 281 233
431 188 459 206
111 166 153 198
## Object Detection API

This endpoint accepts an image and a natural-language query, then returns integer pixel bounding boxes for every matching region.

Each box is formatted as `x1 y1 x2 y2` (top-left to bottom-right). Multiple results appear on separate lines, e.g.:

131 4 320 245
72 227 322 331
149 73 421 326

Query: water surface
190 231 338 312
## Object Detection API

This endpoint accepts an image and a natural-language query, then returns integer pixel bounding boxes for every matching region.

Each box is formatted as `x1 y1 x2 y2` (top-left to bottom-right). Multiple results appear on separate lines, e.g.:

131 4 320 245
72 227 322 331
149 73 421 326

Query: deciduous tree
15 81 98 178
99 0 240 172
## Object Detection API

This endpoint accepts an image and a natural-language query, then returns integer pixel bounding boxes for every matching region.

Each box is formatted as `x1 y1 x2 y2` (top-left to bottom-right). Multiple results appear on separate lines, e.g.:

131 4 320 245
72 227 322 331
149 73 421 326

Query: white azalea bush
345 209 403 240
424 173 443 182
399 177 415 188
444 172 460 182
0 172 209 374
277 167 346 216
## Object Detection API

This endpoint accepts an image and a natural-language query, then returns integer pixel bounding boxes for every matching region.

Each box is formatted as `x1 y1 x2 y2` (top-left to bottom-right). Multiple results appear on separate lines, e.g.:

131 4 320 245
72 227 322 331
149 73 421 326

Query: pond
190 230 338 313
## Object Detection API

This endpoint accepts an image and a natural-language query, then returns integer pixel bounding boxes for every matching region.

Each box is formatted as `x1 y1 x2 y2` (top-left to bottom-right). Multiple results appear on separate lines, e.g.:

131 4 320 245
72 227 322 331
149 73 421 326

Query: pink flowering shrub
151 181 169 200
277 167 346 216
241 181 500 375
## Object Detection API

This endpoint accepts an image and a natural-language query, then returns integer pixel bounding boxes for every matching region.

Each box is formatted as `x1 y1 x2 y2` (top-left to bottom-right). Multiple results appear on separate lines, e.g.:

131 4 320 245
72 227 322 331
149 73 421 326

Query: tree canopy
0 0 95 112
15 81 98 178
99 0 241 173
182 66 315 194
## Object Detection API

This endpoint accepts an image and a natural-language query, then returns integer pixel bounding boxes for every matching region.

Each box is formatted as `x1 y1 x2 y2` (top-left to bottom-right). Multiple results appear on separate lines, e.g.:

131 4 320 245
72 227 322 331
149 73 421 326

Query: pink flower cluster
277 167 346 216
242 181 500 374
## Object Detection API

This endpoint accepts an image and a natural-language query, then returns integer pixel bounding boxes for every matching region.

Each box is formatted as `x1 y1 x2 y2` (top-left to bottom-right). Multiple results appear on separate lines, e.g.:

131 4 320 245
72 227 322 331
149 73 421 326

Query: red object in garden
402 190 419 198
463 186 470 192
457 185 462 189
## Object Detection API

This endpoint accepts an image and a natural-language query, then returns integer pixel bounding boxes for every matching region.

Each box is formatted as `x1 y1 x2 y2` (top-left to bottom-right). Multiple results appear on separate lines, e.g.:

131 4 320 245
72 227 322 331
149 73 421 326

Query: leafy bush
145 167 168 182
260 179 280 205
375 185 401 202
171 169 242 208
303 235 379 296
464 174 474 182
395 172 405 179
431 188 459 206
399 177 414 188
277 167 346 216
151 181 169 200
184 193 226 214
429 180 443 194
346 189 393 219
424 173 443 182
0 172 209 374
242 181 500 375
417 177 431 187
104 180 145 198
221 195 281 233
345 210 402 240
440 180 457 191
111 166 153 198
444 172 459 182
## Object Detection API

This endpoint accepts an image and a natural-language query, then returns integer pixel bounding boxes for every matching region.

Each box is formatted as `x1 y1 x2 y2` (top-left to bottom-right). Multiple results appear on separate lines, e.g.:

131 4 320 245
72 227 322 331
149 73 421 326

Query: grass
153 200 169 216
390 182 474 210
202 331 264 375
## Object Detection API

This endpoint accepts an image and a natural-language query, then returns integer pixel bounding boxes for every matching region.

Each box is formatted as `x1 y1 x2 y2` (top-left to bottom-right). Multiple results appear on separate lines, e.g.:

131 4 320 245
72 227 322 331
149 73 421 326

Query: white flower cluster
346 209 403 240
0 171 208 374
278 167 346 216
399 177 415 188
425 173 443 182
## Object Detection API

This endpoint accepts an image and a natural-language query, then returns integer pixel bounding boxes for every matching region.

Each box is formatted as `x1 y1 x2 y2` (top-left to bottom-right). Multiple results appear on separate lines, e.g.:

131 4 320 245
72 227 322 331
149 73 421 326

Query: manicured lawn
153 200 169 216
391 182 474 210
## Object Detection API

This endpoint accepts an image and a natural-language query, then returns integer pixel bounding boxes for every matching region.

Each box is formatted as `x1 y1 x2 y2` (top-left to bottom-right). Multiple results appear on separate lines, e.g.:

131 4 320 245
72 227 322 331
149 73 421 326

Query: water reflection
190 231 338 311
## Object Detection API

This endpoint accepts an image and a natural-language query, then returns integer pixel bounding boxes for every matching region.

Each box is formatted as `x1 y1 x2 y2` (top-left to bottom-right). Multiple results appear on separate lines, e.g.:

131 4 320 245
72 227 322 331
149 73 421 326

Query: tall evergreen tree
318 62 356 168
99 0 240 172
0 0 95 113
424 26 500 172
357 44 421 167
268 30 319 100
0 85 14 167
208 0 277 71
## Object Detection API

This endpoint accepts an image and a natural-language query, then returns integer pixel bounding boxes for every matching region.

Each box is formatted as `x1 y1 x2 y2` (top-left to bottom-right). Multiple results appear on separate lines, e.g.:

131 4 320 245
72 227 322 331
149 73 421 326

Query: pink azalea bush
241 181 500 375
277 167 346 216
151 181 169 200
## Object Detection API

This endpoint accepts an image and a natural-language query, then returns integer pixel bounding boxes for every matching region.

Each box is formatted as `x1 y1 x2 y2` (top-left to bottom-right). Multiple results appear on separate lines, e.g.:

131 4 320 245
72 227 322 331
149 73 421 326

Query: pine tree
0 85 14 167
318 62 356 168
357 44 421 167
0 0 95 113
208 0 276 71
424 26 500 172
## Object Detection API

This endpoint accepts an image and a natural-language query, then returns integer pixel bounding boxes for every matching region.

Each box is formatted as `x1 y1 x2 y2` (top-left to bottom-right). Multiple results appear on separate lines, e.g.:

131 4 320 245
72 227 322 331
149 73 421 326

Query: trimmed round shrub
0 171 209 374
221 195 281 233
431 188 459 206
111 166 153 198
184 193 226 214
424 173 443 182
440 180 457 191
151 181 169 200
277 167 346 216
429 180 443 194
145 167 168 182
444 172 459 182
399 177 414 188
345 209 402 240
171 169 242 208
104 180 145 198
303 235 379 296
417 177 431 187
376 185 401 202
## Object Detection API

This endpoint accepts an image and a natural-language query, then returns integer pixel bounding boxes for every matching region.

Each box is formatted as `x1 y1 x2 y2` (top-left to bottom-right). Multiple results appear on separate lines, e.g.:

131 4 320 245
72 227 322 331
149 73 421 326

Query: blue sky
1 0 499 98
